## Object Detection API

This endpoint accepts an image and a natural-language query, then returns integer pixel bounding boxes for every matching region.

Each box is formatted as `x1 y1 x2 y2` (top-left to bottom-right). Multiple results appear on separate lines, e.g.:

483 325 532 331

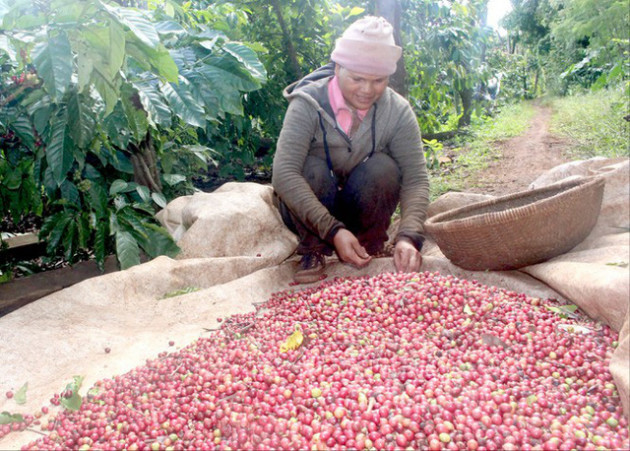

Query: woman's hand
333 229 372 267
394 238 422 273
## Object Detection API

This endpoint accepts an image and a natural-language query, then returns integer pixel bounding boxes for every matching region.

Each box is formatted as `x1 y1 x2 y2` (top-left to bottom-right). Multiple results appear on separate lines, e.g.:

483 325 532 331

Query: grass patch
546 87 630 159
429 102 536 199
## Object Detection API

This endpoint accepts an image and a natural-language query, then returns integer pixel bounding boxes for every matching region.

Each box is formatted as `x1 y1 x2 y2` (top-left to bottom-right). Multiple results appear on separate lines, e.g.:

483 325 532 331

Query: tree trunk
375 0 407 97
130 132 162 193
270 0 302 81
458 87 474 128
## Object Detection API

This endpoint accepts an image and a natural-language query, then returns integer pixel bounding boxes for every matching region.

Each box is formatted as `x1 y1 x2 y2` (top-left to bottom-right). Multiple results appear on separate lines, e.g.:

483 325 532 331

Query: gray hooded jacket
272 63 430 248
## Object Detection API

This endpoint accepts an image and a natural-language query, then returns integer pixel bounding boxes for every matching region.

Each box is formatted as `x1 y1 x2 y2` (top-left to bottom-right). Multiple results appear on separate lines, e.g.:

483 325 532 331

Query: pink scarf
328 75 368 135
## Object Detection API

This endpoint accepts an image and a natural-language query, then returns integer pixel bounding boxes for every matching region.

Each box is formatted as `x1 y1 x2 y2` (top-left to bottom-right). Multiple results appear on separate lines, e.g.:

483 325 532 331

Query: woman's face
335 66 389 111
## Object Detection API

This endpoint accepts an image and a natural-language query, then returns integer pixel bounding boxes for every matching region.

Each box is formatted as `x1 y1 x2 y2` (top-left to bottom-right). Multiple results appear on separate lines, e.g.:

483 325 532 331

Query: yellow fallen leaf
279 324 303 352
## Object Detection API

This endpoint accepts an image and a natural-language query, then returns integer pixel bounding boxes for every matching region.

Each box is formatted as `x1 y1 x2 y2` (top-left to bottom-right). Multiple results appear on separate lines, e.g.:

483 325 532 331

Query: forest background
0 0 628 276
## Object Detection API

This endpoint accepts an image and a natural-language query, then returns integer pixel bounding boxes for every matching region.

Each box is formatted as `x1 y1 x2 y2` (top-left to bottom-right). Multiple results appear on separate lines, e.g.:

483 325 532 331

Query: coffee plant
0 0 266 269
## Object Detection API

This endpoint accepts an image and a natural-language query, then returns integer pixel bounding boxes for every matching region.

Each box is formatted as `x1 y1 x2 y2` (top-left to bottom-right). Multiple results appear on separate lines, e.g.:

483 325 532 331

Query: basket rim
425 175 606 229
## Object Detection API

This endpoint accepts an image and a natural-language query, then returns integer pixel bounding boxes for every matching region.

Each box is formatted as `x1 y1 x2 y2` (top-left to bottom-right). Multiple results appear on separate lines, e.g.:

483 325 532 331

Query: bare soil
462 104 572 196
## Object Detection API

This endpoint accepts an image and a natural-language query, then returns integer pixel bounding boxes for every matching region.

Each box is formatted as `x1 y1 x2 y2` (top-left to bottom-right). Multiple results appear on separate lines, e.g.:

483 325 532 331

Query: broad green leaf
160 79 205 128
76 46 94 93
45 213 71 253
32 104 53 137
121 90 149 142
62 220 78 261
163 174 186 186
107 21 126 78
60 180 81 206
155 19 185 36
110 179 129 195
135 185 150 202
223 42 267 82
67 90 97 148
14 382 27 405
109 150 135 174
103 4 159 49
152 45 179 82
88 181 108 218
93 220 108 270
126 42 178 83
198 55 260 92
151 192 167 208
93 69 121 117
46 111 74 186
115 230 141 269
81 21 126 81
103 103 132 149
32 32 72 101
133 79 172 127
181 69 221 119
10 115 36 150
117 208 149 240
141 222 179 258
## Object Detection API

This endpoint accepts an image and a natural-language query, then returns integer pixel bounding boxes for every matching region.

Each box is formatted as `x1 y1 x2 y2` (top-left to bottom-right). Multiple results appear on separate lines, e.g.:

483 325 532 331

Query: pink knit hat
331 16 402 76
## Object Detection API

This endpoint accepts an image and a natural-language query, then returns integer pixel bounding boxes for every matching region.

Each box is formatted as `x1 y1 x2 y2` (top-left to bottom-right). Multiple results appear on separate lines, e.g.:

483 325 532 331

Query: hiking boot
294 252 326 284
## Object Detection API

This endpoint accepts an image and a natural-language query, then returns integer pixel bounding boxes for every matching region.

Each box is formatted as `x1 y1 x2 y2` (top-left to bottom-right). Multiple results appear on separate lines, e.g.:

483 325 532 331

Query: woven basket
424 176 606 271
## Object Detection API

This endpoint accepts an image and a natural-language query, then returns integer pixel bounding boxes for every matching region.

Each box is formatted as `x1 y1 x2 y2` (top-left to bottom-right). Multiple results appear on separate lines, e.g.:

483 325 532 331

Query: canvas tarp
0 157 628 449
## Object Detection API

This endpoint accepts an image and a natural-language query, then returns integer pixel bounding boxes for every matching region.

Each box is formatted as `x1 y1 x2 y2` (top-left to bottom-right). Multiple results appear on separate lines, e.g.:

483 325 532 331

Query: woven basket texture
424 176 606 271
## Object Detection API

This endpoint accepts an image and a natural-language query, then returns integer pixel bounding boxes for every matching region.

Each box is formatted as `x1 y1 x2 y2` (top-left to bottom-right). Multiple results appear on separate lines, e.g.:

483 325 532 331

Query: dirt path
465 104 572 195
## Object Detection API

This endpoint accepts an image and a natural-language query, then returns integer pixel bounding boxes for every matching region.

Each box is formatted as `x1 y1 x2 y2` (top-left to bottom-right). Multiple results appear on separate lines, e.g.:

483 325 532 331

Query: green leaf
62 220 78 261
93 220 108 270
46 111 74 186
126 42 178 83
133 79 172 127
110 179 129 195
160 78 205 127
198 55 260 92
32 32 73 101
151 192 167 209
222 42 267 83
14 382 27 405
155 19 186 36
103 103 132 148
162 286 199 299
93 69 121 117
45 212 71 253
59 375 84 412
163 174 186 186
140 223 179 258
545 304 579 318
116 230 141 269
60 180 81 206
67 90 97 148
103 4 160 48
135 185 150 202
0 411 24 425
10 115 37 150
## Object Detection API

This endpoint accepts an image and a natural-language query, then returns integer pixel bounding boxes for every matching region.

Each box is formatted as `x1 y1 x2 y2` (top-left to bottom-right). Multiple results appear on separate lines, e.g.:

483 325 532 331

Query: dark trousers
279 153 401 256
